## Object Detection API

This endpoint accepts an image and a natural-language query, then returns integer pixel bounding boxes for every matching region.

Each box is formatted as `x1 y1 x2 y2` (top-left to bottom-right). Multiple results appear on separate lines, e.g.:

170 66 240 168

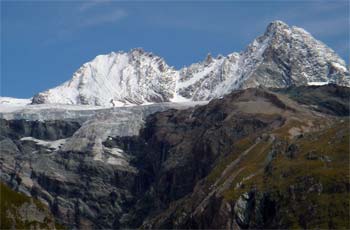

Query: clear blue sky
1 0 349 98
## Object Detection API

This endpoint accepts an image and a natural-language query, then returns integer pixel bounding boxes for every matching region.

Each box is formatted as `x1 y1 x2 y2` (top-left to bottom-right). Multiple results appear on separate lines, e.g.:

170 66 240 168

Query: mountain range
29 20 349 107
1 20 349 230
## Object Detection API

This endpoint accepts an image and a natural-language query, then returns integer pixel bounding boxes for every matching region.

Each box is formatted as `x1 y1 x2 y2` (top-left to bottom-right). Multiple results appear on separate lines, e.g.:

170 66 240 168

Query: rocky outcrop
273 84 350 116
0 102 208 229
0 119 139 229
0 119 80 140
238 21 349 89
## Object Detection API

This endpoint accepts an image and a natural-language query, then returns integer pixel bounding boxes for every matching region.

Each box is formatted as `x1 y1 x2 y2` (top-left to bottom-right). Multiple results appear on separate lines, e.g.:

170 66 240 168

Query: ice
308 81 329 86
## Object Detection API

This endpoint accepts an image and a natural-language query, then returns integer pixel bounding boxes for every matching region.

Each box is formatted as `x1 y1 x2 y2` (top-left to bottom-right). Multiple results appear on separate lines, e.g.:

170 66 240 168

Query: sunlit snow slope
21 21 350 106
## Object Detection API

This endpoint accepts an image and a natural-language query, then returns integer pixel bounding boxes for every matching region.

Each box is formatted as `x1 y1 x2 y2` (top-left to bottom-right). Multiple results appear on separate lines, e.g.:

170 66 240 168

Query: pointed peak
204 53 213 64
268 20 289 28
129 47 159 59
265 20 290 35
130 47 146 55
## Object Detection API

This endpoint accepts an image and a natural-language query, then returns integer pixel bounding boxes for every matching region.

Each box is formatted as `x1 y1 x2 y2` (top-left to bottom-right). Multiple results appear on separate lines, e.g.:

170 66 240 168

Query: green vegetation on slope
207 119 350 229
0 182 63 229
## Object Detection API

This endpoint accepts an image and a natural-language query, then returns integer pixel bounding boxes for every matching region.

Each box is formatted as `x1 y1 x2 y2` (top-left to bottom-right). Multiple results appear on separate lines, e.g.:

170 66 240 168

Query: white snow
0 102 107 114
308 81 329 86
291 26 312 36
32 49 177 106
0 97 32 113
20 137 67 151
0 97 31 105
177 59 223 89
331 62 347 72
3 21 349 109
171 93 191 103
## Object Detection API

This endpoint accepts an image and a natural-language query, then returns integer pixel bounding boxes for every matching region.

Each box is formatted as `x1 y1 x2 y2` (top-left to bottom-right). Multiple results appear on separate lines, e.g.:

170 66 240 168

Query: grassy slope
206 118 349 228
0 182 64 229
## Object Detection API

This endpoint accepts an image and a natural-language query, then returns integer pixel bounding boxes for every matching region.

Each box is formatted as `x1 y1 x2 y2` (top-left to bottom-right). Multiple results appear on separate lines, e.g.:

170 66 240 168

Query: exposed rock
273 84 350 116
1 86 349 229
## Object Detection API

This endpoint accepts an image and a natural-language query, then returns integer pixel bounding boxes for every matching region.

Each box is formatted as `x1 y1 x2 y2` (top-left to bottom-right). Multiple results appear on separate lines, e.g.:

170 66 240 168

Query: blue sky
1 0 349 98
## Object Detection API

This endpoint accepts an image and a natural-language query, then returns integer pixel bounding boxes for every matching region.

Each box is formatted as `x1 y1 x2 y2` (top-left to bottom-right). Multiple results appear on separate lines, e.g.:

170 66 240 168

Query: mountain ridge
10 20 350 106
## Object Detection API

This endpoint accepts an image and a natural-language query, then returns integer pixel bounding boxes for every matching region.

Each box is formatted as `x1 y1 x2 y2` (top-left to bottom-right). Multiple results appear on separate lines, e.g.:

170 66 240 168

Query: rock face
137 86 350 229
273 84 350 116
0 101 207 229
31 21 349 106
0 119 81 140
0 118 139 229
237 21 349 89
1 85 349 229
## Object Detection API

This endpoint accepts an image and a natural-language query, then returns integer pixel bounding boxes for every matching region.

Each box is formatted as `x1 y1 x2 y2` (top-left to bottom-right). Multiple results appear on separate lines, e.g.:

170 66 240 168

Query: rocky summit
1 20 349 230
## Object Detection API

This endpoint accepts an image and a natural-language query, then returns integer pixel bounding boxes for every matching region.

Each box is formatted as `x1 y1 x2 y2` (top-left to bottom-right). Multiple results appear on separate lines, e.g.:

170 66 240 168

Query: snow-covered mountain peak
31 20 349 106
237 20 349 89
32 49 178 106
